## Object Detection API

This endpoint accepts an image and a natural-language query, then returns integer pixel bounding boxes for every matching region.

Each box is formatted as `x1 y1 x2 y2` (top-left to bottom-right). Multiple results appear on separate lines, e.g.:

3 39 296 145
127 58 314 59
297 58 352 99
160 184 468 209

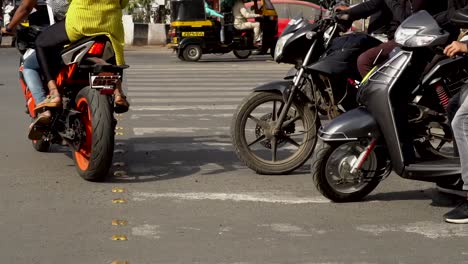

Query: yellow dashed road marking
112 235 128 241
112 198 127 204
112 219 128 226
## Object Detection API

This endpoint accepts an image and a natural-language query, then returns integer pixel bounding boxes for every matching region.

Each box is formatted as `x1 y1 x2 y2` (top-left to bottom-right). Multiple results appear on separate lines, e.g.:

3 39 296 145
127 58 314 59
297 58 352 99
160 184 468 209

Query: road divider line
127 92 250 97
132 192 330 204
133 127 229 135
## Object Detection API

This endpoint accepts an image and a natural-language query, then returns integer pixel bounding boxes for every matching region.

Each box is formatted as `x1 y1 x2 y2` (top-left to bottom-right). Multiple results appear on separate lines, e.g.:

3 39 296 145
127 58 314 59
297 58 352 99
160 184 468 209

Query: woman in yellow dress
35 0 129 113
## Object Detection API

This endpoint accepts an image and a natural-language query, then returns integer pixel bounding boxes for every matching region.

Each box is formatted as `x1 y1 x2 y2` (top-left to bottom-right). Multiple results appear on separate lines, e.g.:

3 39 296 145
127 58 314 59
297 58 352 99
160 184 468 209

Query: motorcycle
17 25 125 181
230 0 382 174
311 10 468 202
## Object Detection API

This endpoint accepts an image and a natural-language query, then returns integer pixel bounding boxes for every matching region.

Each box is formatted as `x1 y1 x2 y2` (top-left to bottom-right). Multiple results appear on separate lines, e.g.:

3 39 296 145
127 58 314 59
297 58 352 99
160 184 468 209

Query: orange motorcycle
17 25 126 181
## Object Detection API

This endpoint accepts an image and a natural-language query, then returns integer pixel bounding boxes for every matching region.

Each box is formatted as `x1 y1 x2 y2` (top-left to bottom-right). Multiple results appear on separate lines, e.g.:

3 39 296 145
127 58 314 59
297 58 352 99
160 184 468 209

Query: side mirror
450 10 468 28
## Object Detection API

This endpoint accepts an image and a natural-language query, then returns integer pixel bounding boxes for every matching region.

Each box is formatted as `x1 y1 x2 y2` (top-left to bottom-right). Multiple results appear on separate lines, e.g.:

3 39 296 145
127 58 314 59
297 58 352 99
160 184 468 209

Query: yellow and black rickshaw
167 0 278 62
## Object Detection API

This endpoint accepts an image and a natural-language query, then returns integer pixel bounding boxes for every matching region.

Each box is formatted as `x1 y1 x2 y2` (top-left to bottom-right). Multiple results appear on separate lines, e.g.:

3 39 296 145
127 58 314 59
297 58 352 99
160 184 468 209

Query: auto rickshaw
167 0 278 62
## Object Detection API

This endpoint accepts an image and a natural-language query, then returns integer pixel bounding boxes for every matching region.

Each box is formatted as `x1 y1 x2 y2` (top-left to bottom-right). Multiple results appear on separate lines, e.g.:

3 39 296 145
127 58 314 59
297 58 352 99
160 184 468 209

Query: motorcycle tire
233 50 251 59
73 87 114 182
311 141 382 202
32 139 50 152
231 91 317 175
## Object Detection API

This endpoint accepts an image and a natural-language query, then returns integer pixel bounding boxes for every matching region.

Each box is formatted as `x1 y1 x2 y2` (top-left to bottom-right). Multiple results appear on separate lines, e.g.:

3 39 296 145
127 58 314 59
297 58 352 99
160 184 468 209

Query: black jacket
344 0 446 39
434 0 468 34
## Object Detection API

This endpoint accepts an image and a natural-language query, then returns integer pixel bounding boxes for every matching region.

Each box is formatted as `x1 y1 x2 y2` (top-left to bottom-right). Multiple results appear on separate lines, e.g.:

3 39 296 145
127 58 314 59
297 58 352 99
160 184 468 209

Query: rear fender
319 107 380 141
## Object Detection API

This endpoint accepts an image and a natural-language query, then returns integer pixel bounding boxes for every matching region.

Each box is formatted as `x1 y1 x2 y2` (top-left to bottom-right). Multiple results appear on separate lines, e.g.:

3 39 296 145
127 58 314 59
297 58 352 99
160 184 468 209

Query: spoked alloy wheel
73 87 114 181
231 91 317 174
312 142 382 202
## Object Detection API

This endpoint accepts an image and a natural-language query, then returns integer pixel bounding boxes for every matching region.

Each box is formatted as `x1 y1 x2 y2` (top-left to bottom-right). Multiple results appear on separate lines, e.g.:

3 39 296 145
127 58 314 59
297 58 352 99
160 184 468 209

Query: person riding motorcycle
1 0 69 136
336 0 445 77
34 0 130 117
232 0 262 46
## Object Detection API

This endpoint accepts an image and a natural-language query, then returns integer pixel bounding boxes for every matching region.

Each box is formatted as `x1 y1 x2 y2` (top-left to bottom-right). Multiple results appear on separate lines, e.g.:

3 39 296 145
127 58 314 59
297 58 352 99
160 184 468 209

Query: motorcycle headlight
395 27 437 47
395 28 419 46
274 33 293 62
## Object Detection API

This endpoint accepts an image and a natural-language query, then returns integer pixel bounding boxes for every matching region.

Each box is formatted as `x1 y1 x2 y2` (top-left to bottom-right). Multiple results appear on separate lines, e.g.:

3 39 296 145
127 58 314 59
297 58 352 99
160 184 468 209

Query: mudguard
179 38 205 50
254 80 291 94
318 107 380 141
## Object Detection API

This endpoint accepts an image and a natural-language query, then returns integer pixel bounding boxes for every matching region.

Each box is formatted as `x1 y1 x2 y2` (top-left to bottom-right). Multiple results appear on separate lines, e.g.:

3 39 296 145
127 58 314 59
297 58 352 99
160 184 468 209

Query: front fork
350 139 378 174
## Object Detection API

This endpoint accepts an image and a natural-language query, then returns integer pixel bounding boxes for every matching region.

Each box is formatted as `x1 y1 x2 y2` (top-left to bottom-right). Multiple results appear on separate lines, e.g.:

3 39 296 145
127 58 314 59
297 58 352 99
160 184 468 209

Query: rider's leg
451 89 468 192
357 40 398 78
35 20 70 107
23 51 46 104
235 22 261 42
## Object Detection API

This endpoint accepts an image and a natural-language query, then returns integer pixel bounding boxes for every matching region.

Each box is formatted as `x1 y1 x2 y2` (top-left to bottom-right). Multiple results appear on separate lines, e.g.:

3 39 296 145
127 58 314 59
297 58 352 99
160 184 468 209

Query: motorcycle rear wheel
73 87 114 181
231 91 317 174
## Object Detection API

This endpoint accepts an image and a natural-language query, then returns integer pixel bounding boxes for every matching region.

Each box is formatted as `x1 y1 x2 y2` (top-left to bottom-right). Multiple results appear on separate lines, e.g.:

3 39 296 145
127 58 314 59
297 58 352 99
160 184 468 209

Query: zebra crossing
124 57 290 138
117 53 295 177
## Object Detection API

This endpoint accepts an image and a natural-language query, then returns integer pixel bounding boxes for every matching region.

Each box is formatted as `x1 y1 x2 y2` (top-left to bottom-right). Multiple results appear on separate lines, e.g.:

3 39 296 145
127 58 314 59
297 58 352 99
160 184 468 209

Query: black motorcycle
230 0 382 174
312 10 468 202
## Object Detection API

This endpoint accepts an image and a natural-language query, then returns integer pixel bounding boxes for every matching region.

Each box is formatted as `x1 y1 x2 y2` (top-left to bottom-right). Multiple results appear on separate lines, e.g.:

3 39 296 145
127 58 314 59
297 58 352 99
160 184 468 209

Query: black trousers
35 20 70 83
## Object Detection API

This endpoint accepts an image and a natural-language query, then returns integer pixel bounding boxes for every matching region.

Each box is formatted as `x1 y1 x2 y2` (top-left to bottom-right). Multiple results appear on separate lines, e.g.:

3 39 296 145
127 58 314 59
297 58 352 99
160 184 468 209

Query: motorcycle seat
61 35 110 55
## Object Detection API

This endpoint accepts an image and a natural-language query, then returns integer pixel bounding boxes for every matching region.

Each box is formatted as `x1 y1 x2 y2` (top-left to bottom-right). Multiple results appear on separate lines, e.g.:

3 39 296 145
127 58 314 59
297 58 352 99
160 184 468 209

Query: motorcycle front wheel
231 91 317 175
73 87 114 181
312 141 384 202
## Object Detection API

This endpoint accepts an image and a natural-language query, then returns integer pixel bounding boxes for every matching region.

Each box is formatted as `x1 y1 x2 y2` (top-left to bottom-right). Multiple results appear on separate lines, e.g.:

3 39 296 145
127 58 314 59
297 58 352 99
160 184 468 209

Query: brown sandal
28 112 52 140
114 94 130 114
35 93 62 110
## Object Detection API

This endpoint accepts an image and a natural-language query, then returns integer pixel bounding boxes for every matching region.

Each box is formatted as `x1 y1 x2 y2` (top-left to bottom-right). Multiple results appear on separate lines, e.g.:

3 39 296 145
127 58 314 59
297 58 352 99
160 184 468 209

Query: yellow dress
65 0 128 65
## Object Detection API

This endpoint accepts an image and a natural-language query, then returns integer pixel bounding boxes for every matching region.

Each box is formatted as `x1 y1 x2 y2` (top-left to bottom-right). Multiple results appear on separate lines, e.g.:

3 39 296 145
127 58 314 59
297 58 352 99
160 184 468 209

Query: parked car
246 0 321 37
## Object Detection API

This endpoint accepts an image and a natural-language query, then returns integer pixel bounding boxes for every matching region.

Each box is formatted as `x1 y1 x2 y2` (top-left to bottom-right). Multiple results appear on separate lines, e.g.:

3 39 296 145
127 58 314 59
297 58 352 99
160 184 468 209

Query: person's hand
444 41 468 57
1 26 16 36
334 5 349 12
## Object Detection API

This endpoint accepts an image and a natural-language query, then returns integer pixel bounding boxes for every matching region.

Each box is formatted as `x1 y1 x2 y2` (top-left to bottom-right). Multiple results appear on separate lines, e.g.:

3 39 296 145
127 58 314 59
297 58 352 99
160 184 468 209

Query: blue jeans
451 88 468 191
23 51 46 103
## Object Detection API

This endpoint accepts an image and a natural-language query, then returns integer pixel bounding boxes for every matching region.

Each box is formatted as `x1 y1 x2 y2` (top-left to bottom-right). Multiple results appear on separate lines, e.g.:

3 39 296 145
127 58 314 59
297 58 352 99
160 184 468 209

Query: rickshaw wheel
233 50 251 59
182 45 202 62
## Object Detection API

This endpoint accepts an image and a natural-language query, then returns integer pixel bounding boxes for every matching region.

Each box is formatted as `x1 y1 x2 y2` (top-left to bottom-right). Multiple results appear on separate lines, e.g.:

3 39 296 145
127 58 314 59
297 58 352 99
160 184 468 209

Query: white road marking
133 127 230 135
130 98 242 103
131 113 233 119
132 192 330 204
128 92 250 97
132 224 161 239
356 221 468 239
126 86 259 91
133 142 232 152
130 105 270 111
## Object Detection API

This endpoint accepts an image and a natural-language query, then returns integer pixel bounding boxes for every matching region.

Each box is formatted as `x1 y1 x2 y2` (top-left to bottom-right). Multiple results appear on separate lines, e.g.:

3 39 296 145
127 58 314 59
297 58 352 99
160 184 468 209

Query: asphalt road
0 46 467 264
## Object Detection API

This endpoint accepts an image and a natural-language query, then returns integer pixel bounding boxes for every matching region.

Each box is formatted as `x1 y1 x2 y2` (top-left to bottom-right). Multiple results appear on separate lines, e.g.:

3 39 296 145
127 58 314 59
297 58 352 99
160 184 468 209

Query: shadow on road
365 188 461 208
105 135 242 183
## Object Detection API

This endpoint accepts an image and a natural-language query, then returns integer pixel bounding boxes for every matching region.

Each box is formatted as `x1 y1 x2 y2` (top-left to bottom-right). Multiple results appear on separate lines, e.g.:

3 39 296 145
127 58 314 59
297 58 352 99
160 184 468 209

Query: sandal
28 111 52 140
35 93 62 110
114 94 130 114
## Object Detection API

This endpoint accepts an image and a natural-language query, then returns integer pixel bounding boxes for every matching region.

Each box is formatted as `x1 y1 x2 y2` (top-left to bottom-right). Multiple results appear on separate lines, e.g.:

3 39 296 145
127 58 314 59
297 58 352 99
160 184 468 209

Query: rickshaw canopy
170 0 206 21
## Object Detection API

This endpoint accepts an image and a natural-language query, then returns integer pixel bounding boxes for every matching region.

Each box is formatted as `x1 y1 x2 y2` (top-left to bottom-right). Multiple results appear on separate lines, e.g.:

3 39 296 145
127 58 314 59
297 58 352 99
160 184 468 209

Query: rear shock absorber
434 83 450 109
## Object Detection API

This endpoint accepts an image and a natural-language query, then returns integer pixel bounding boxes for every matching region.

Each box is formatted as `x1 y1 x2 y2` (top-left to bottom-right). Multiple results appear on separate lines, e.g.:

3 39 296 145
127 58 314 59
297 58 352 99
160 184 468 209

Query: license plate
182 32 204 37
90 74 121 90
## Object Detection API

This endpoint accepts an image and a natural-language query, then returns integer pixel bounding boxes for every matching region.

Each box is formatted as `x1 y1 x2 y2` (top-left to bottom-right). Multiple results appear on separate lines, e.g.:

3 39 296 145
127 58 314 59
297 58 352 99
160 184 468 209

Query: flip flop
35 94 62 111
28 115 51 140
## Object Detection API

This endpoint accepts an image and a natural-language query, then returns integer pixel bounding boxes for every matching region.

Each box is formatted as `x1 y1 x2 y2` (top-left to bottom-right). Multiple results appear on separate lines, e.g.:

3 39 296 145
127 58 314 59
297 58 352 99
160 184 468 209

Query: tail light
169 27 176 38
87 42 106 56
